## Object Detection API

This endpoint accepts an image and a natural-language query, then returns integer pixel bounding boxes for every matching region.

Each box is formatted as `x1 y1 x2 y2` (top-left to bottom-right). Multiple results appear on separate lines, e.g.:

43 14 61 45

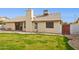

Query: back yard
0 33 73 50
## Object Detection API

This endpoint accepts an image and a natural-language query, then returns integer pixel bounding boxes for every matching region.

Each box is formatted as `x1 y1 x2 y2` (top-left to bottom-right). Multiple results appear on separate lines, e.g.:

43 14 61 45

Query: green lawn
0 33 73 50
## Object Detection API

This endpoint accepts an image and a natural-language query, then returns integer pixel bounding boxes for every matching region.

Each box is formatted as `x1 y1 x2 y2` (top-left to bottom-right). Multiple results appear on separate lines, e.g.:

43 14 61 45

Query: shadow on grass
63 37 74 50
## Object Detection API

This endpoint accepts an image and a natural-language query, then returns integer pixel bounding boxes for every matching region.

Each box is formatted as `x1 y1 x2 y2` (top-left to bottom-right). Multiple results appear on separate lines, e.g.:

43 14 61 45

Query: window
46 21 54 28
35 23 38 29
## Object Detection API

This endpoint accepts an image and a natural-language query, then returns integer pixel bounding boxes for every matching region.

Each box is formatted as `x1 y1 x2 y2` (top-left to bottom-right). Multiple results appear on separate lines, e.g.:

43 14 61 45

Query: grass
0 33 74 50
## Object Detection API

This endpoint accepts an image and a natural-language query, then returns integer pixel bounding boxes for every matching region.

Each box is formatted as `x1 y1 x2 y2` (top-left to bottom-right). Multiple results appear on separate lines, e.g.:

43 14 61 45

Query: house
0 9 62 34
0 9 79 35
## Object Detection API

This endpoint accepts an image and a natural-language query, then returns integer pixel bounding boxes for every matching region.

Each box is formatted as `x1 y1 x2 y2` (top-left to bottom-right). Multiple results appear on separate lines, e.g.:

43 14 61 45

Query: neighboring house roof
70 18 79 24
76 18 79 23
0 17 10 22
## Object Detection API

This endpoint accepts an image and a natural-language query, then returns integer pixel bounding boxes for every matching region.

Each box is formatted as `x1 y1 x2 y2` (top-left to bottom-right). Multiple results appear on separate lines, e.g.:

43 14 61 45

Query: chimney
26 8 34 19
43 10 49 15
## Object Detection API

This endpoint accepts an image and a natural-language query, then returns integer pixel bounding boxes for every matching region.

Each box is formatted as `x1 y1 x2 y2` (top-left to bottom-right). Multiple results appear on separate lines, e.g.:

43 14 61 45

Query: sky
0 8 79 23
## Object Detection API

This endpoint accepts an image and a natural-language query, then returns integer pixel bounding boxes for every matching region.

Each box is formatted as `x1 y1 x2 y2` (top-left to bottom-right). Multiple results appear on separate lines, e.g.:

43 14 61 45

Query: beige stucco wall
33 21 62 34
45 21 62 33
52 21 62 33
4 22 15 30
38 22 46 32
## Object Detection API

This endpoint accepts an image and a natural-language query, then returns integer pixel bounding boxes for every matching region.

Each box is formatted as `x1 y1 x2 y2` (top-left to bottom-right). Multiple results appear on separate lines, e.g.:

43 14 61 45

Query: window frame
46 21 54 28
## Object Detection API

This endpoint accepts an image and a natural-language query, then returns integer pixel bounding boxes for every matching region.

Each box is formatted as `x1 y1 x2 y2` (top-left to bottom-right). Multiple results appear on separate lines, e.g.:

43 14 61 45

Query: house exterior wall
32 22 46 32
4 22 15 30
53 21 62 34
33 21 62 34
70 24 79 34
44 21 62 34
38 22 46 32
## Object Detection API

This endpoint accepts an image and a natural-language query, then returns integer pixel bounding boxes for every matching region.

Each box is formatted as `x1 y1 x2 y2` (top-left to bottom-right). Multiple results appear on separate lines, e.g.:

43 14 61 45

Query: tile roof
33 13 61 21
